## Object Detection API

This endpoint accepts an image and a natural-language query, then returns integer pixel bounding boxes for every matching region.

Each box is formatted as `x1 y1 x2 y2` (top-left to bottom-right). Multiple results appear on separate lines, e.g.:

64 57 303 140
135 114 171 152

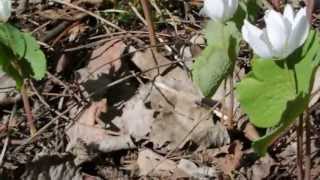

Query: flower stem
21 80 36 135
305 107 311 180
140 0 157 48
297 114 304 180
284 60 305 179
227 73 234 129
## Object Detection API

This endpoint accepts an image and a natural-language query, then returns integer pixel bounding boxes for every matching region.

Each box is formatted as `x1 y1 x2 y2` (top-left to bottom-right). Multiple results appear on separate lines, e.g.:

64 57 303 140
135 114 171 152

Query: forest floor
1 0 320 179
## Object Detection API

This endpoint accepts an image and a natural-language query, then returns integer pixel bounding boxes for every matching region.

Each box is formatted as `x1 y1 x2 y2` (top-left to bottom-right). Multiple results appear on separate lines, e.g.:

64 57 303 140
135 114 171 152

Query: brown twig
50 0 123 31
129 2 148 26
305 108 311 180
40 21 71 42
306 0 314 23
227 73 235 129
29 80 69 121
297 115 304 180
21 80 36 135
13 103 80 153
271 0 281 10
140 0 157 48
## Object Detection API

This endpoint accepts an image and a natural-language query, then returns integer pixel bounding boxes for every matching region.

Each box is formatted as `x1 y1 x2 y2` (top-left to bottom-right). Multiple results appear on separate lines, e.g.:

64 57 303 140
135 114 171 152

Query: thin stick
140 0 157 48
305 107 311 180
221 79 227 127
129 2 148 26
29 80 69 120
13 103 79 153
297 115 304 180
271 0 281 10
0 137 9 166
21 81 36 135
306 0 314 23
50 0 123 31
228 73 234 129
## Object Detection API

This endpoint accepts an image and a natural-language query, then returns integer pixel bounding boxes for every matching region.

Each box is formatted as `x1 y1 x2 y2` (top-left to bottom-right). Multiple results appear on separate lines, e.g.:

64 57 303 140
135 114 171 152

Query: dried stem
306 0 314 23
140 0 157 48
227 73 234 129
271 0 281 10
305 108 311 180
297 115 304 180
21 80 36 135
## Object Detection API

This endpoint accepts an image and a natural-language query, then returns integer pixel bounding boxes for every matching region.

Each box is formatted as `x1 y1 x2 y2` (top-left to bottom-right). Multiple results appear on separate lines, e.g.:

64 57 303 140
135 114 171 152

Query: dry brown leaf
247 154 275 180
76 39 126 83
137 149 176 176
129 47 172 79
215 141 243 176
20 153 103 180
0 73 20 106
110 66 229 152
180 34 204 68
177 159 218 179
112 97 155 140
147 76 230 151
68 24 88 42
66 99 136 154
87 39 125 76
76 39 127 99
66 99 109 146
37 9 86 21
108 66 228 153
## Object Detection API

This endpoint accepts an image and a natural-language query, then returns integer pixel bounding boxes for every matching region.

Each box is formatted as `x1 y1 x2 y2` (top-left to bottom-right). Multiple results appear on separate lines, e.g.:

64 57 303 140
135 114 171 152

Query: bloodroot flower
242 4 310 59
201 0 239 22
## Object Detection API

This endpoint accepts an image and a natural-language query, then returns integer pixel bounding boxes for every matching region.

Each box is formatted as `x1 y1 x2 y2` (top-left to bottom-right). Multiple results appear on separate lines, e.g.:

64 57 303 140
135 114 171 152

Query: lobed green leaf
192 21 240 97
236 30 320 155
0 23 46 85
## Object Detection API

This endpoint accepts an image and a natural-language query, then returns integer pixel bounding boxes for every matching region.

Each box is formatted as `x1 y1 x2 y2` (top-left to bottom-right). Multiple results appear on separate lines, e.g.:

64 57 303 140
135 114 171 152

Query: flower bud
201 0 239 22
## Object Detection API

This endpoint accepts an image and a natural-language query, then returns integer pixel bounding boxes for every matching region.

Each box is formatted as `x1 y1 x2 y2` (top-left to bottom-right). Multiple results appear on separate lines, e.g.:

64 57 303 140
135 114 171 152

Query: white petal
0 0 10 22
242 20 273 58
288 7 309 52
199 7 206 17
224 0 238 21
283 4 294 25
264 10 290 56
203 0 225 21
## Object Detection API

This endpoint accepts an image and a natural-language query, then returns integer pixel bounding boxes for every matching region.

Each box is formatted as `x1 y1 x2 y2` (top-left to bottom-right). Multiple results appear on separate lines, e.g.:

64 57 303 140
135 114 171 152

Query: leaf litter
1 0 320 179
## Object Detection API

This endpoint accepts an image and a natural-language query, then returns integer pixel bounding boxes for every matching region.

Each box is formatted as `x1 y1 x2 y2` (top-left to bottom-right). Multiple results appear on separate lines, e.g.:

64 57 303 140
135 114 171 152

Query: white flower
242 4 310 59
201 0 239 22
0 0 11 23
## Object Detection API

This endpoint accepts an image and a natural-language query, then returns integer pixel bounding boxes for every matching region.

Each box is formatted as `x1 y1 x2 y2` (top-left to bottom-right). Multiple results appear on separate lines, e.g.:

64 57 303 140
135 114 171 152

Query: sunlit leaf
236 30 320 155
192 21 240 97
0 23 46 84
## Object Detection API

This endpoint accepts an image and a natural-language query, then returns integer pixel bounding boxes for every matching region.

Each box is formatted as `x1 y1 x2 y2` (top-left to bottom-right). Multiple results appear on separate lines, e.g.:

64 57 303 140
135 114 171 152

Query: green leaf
232 0 259 29
236 30 320 155
0 23 46 80
0 24 25 52
0 44 23 88
20 33 47 80
192 21 240 97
